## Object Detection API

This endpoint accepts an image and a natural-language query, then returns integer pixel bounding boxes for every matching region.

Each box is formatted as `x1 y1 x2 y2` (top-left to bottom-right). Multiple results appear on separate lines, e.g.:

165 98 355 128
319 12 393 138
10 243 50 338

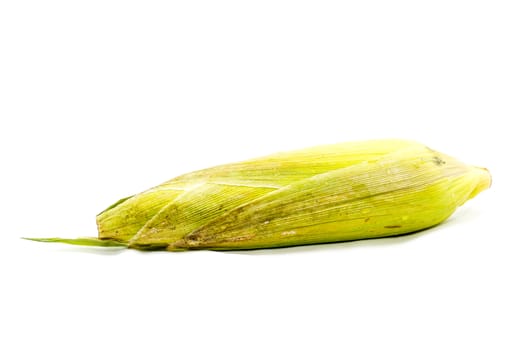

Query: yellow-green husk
27 139 491 251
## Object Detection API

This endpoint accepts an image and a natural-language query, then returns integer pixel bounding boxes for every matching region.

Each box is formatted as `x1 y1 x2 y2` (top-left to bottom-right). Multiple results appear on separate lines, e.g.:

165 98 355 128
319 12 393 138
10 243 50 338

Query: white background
1 1 524 349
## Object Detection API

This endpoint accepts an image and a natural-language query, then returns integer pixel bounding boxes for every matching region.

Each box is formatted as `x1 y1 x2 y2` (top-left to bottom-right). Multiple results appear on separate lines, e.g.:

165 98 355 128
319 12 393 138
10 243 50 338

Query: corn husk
26 139 491 251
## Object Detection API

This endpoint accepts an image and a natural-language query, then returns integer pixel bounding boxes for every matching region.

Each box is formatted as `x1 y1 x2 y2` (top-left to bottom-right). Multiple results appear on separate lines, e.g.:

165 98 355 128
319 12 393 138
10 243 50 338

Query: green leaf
23 237 127 247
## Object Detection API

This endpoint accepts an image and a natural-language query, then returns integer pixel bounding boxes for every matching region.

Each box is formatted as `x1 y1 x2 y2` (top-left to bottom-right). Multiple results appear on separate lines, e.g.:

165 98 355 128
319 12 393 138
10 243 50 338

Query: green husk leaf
23 237 127 247
129 182 276 249
170 145 481 250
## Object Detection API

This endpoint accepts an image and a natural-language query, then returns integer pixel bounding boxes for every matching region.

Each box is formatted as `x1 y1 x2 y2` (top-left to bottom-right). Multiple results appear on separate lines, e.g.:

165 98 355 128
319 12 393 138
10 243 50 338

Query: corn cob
26 139 491 251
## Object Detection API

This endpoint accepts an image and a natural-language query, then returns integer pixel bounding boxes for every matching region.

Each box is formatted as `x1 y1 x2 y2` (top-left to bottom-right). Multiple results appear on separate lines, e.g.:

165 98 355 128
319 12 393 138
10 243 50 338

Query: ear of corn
26 139 491 251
